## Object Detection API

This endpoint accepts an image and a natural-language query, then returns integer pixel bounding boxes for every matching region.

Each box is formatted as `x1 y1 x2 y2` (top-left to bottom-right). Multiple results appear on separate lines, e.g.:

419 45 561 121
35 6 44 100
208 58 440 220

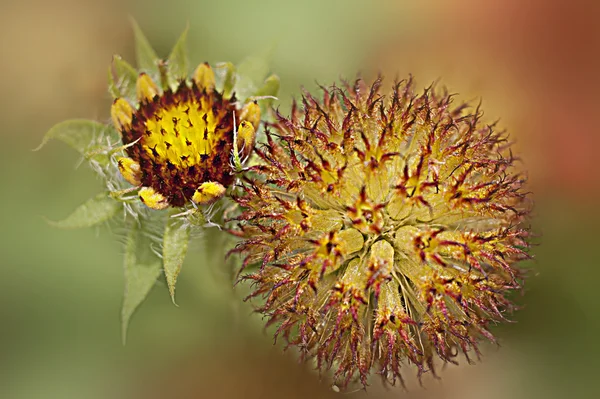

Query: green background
1 0 599 397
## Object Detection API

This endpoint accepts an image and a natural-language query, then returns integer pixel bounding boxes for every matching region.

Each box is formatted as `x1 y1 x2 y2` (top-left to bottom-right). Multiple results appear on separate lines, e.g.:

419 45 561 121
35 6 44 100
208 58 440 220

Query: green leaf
167 25 190 86
47 193 120 229
34 119 107 154
162 214 190 304
108 55 138 102
130 18 159 76
122 220 163 344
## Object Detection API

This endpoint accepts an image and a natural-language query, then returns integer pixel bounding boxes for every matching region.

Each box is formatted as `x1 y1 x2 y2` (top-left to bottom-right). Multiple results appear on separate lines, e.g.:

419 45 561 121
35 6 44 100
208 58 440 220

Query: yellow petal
136 73 160 103
139 187 169 210
117 157 142 186
240 100 261 131
192 181 226 205
111 98 133 132
193 62 215 92
236 120 256 160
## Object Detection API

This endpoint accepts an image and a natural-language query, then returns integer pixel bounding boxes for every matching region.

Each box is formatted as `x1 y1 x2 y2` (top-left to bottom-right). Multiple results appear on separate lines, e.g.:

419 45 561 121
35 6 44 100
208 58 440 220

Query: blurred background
1 0 599 397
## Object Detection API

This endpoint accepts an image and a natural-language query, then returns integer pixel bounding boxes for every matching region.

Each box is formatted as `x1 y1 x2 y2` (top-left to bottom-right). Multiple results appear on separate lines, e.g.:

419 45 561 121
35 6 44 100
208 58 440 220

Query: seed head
230 77 532 388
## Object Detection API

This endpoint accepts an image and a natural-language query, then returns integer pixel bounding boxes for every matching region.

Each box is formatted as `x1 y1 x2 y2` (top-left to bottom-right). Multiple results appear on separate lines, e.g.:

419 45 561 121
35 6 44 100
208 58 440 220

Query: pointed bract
108 55 138 102
130 18 159 77
217 62 236 99
167 24 190 85
163 214 190 304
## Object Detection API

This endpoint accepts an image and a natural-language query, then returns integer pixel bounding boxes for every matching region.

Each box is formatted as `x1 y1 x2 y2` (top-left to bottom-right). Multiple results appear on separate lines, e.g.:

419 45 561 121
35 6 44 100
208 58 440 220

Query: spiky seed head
230 77 532 389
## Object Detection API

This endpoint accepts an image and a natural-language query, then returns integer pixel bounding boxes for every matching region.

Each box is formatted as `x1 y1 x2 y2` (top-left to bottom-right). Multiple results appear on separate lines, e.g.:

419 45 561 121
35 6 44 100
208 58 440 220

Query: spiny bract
230 77 531 388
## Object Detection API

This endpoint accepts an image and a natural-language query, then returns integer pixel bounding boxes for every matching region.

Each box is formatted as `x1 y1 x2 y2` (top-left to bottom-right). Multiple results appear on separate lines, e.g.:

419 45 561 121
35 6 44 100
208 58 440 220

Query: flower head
113 63 261 209
230 77 531 388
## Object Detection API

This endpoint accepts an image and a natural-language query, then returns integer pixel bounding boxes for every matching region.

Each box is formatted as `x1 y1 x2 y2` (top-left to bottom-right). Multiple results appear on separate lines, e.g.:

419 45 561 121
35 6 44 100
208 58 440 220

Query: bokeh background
1 0 599 398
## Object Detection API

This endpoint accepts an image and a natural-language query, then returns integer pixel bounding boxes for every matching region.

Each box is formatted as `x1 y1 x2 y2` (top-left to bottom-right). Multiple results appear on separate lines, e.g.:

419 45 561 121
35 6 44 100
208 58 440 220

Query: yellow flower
230 77 531 388
113 64 261 209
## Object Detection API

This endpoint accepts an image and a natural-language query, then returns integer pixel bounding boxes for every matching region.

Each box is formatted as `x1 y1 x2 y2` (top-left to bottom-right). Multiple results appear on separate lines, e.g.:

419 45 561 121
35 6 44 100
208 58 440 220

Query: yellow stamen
192 181 226 205
136 73 160 103
111 98 133 132
117 157 142 186
193 62 216 92
139 187 169 210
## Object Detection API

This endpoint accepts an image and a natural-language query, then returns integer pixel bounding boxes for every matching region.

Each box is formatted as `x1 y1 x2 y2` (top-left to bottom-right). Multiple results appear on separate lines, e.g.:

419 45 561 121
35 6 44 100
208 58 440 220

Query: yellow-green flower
38 22 279 340
230 77 531 388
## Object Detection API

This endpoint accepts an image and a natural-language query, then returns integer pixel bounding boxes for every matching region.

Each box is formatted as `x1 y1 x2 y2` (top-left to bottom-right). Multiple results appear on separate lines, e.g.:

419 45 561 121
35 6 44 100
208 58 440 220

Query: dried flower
230 77 531 388
37 22 279 340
